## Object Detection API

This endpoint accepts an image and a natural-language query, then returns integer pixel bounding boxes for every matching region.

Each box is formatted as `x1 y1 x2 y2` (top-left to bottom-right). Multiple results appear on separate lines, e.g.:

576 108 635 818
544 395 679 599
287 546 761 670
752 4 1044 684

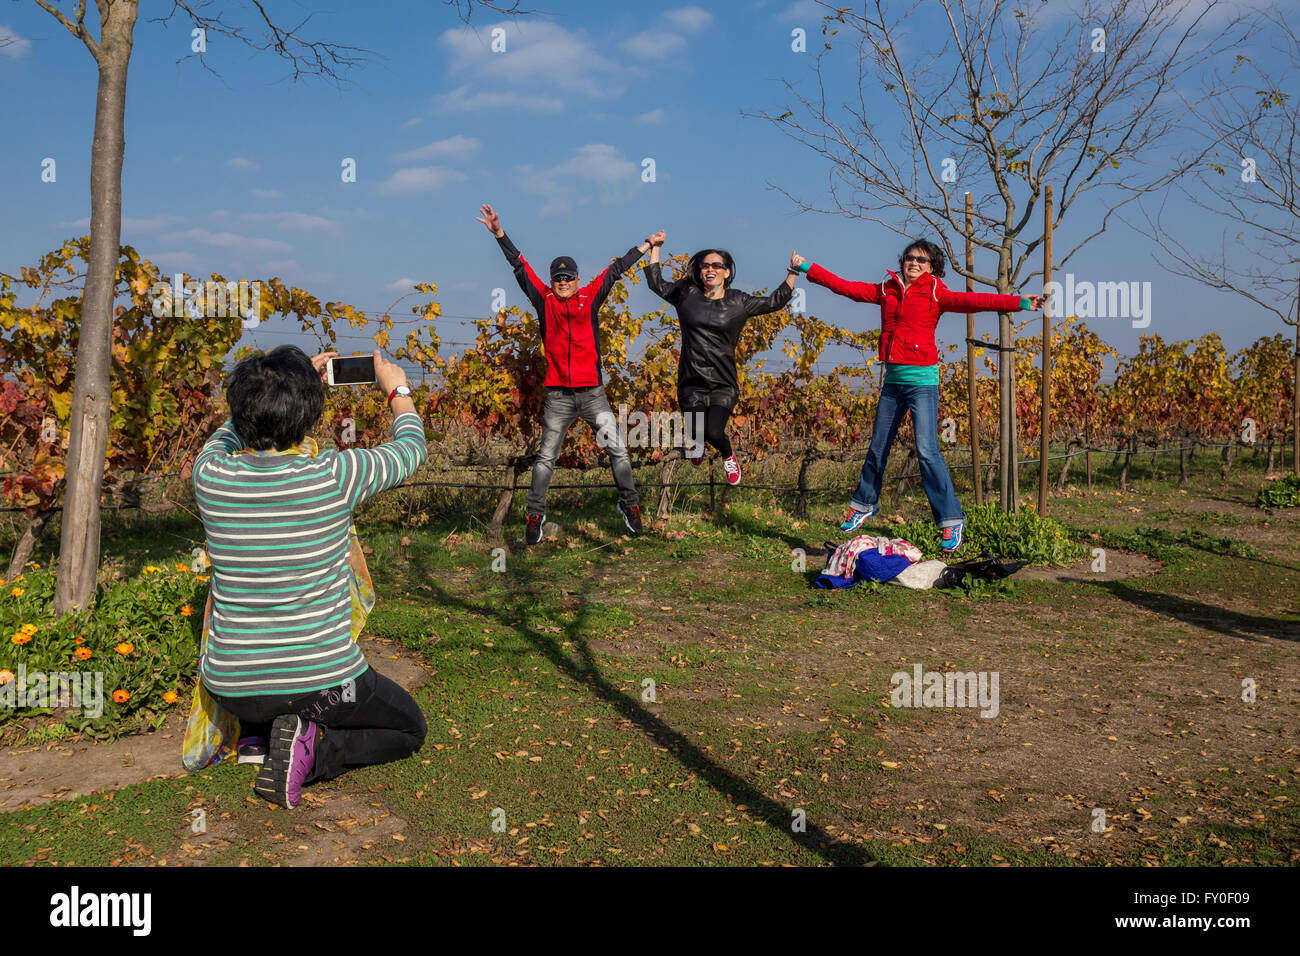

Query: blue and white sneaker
840 504 880 533
941 522 964 553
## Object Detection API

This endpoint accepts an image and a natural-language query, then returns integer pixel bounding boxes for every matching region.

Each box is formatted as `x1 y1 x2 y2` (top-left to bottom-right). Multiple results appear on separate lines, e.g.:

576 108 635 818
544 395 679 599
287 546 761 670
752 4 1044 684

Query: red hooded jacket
807 265 1023 366
497 233 643 388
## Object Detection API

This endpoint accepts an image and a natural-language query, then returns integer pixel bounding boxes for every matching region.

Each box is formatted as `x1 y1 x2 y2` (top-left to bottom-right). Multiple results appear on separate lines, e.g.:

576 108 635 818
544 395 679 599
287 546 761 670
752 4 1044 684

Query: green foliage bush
0 562 207 740
1256 473 1300 509
893 503 1085 565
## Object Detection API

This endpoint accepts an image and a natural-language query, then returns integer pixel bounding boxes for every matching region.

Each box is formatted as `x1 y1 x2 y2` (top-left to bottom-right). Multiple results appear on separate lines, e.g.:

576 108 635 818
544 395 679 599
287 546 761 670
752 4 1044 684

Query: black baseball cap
549 256 578 281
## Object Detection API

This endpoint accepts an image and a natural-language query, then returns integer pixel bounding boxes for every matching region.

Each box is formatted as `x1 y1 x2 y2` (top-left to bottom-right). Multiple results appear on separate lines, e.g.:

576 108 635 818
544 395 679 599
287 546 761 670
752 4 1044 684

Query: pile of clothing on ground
813 535 1026 590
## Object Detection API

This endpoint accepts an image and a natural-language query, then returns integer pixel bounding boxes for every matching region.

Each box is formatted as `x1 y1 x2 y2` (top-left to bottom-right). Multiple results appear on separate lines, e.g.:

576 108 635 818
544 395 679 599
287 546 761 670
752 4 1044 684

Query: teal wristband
1019 295 1031 311
798 261 811 274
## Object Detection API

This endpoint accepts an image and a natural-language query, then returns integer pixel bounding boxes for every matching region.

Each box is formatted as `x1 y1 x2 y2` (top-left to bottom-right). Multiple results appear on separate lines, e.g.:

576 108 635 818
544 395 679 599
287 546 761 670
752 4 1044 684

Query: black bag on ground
935 552 1027 589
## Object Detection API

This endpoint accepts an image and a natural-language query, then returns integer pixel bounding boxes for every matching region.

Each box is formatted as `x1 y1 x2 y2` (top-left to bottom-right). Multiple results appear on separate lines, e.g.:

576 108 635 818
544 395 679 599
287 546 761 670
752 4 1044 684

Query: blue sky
1 0 1295 383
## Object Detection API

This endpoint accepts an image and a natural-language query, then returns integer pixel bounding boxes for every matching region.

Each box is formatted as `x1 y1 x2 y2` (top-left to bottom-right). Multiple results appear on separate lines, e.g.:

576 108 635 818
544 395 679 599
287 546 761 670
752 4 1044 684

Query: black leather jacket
644 262 793 392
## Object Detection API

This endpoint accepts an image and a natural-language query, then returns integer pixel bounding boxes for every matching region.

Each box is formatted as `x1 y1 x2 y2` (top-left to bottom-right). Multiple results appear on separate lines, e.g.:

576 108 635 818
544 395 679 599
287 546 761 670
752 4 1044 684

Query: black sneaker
618 502 643 536
525 513 545 546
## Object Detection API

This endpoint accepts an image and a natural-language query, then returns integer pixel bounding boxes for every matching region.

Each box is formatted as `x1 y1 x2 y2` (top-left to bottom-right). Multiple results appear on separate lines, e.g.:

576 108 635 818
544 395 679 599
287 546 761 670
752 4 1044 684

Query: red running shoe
723 455 741 485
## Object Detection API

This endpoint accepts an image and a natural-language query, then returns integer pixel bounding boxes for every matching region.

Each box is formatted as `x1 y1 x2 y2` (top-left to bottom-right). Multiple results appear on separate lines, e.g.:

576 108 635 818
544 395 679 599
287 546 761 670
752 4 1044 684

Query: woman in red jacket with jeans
792 240 1042 552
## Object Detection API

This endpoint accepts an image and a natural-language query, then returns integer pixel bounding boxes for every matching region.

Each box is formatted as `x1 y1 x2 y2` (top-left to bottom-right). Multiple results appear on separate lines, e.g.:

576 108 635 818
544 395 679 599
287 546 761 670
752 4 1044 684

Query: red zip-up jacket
496 233 643 388
807 265 1024 366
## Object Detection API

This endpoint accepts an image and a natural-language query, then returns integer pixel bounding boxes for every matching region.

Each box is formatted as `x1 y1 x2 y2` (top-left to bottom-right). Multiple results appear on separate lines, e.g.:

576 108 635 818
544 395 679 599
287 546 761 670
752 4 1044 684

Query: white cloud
664 7 713 32
226 157 258 170
620 31 687 59
145 251 197 268
387 277 418 291
0 25 32 58
62 213 184 233
778 0 825 21
169 229 293 255
249 188 283 199
376 166 469 195
240 211 343 240
434 84 563 113
437 20 627 104
519 144 639 216
636 109 667 125
401 116 424 129
394 135 481 162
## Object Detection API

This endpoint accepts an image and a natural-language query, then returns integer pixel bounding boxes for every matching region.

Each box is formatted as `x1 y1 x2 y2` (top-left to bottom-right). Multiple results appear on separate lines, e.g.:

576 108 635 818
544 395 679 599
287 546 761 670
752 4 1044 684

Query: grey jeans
526 386 640 516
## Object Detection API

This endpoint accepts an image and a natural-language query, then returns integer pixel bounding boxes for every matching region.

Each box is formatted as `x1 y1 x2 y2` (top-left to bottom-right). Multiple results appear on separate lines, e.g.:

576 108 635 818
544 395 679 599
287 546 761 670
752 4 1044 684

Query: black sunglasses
552 273 576 282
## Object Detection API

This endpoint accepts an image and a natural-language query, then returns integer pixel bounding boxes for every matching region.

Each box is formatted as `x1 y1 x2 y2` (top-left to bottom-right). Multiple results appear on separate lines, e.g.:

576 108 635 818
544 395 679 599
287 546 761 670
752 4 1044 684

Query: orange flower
11 633 31 646
74 647 92 660
163 691 178 704
112 690 129 704
181 605 194 617
115 642 134 656
0 670 14 685
74 636 85 645
175 564 190 573
10 587 24 597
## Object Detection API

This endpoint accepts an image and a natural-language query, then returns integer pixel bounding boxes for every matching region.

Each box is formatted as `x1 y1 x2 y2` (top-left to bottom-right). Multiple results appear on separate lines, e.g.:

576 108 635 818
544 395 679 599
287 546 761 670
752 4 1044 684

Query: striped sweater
193 412 427 697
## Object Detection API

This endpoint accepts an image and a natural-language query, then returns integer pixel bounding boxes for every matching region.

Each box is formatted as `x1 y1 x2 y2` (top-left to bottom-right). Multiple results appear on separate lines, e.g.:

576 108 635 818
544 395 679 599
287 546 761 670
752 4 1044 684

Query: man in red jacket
477 203 661 546
793 239 1043 552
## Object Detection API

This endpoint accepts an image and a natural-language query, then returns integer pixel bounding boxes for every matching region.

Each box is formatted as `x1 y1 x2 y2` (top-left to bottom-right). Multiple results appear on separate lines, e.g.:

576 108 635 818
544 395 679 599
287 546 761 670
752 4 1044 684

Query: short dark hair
688 249 736 292
899 239 945 278
226 345 323 451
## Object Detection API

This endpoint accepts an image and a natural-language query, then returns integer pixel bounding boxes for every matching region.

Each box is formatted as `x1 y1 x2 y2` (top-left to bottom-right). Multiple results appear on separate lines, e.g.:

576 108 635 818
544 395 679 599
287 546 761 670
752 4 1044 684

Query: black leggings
683 403 735 459
210 667 426 783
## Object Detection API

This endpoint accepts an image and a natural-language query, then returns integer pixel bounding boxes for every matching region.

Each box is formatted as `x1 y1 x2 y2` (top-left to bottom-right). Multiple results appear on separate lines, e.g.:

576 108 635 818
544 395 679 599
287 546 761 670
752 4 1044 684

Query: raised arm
330 352 427 508
742 250 800 317
643 231 687 305
589 230 660 309
795 254 883 304
477 203 548 319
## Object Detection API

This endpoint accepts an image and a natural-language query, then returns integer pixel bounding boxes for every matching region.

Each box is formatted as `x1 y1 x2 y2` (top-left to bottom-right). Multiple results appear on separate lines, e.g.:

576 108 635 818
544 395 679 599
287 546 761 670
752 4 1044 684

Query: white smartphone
326 355 376 387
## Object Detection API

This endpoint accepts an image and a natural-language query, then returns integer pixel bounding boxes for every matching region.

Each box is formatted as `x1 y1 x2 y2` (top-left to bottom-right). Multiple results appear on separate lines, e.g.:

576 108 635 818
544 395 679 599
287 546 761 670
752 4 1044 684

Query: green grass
0 450 1296 865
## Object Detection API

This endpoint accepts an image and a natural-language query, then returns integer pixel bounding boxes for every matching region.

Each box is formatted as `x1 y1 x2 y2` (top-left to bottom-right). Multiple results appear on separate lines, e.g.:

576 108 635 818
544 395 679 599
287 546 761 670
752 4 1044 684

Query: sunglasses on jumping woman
902 254 931 264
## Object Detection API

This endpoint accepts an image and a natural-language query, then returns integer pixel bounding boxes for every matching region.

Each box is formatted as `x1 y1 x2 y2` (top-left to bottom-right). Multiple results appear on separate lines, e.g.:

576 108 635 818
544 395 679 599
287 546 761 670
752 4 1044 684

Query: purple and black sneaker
236 735 269 766
254 715 318 809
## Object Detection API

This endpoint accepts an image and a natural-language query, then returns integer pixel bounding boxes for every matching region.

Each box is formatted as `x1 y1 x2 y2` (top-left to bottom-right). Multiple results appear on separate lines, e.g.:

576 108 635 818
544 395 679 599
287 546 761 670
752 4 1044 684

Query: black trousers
678 384 737 459
210 667 426 783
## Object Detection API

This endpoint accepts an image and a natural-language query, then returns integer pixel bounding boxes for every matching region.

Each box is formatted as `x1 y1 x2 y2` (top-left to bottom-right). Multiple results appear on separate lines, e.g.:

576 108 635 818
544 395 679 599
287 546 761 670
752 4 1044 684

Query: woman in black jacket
644 236 799 484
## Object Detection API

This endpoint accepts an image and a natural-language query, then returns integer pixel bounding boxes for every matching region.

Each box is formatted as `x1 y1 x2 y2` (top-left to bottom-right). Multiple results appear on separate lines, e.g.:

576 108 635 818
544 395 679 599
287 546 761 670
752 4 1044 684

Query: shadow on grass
406 538 876 865
1090 580 1299 644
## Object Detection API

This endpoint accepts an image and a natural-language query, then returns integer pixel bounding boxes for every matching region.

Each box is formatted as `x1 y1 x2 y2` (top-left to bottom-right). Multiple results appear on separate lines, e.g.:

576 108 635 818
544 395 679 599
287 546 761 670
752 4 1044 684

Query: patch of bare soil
0 635 429 813
1016 548 1161 583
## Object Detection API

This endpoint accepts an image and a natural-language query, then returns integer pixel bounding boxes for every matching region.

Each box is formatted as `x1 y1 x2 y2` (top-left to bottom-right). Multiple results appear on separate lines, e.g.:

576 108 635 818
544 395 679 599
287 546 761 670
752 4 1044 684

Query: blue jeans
526 386 639 516
851 382 963 528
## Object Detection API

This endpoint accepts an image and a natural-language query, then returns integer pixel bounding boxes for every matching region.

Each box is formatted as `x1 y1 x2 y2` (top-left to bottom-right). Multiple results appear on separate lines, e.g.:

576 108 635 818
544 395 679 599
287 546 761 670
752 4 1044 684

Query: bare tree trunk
1294 304 1299 475
1056 438 1079 492
54 2 138 614
1221 442 1233 479
487 464 517 540
965 195 983 506
1266 440 1276 474
1085 418 1093 491
656 457 679 521
1179 438 1189 486
7 510 54 581
795 451 812 518
1120 437 1136 491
